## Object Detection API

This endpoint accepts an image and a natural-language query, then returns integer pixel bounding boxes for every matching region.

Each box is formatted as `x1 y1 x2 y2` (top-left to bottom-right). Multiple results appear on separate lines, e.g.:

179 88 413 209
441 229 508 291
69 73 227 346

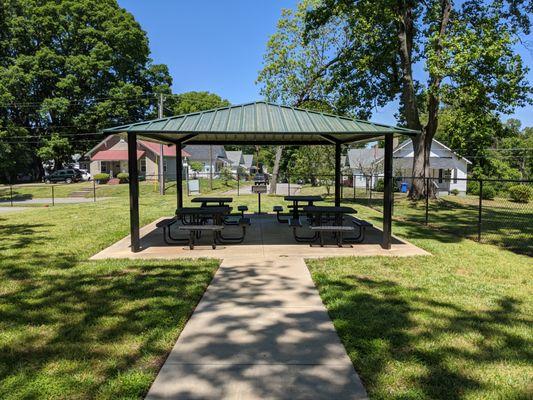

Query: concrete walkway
146 257 367 400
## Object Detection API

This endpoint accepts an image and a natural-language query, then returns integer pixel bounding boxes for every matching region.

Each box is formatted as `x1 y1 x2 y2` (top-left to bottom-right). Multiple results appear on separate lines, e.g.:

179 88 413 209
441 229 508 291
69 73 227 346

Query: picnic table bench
284 195 323 219
173 206 250 248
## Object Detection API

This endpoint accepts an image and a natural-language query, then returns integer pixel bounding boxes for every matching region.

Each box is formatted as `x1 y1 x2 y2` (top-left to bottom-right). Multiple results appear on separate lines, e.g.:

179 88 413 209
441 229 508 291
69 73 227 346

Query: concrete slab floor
91 214 429 260
145 257 368 400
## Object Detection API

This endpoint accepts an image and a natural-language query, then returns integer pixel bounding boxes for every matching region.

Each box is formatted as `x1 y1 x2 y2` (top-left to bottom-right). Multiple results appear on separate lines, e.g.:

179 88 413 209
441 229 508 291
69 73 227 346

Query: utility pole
158 93 165 195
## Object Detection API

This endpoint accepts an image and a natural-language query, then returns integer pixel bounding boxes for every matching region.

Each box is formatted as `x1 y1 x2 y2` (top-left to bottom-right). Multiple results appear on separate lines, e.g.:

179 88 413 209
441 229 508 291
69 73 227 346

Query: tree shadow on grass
313 273 532 399
0 256 217 399
0 220 52 252
0 192 33 202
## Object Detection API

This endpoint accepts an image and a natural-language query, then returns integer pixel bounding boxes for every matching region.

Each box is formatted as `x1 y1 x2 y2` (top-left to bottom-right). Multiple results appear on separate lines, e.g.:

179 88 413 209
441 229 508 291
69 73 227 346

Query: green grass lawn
307 210 533 400
0 197 219 399
1 186 531 399
0 177 241 202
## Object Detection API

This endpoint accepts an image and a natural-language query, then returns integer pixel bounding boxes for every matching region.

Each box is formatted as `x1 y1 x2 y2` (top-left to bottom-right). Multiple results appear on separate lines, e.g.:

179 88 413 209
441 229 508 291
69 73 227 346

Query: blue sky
118 0 532 127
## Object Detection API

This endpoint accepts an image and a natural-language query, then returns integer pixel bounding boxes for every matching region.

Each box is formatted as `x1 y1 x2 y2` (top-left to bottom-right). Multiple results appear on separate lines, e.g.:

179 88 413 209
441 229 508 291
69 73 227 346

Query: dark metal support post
382 134 393 249
477 179 482 242
176 142 183 209
334 142 341 207
127 132 140 252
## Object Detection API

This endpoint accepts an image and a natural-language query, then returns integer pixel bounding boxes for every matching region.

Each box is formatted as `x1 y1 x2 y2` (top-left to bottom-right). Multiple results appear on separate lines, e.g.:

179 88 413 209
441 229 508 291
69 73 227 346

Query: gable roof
102 101 419 145
225 150 243 166
139 140 190 157
347 148 384 169
391 139 472 164
182 145 226 161
242 154 254 169
347 139 471 170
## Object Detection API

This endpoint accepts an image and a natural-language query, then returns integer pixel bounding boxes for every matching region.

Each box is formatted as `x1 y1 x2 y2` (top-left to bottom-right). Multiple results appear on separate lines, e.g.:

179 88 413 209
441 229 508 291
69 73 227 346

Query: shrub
481 184 496 200
375 178 384 192
189 161 203 173
117 172 129 183
508 185 532 203
94 173 110 184
219 167 233 185
467 180 479 195
450 188 460 196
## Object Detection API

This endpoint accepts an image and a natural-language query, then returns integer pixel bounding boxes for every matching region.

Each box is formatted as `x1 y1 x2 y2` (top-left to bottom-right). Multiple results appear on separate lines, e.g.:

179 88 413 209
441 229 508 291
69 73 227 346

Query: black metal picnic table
191 197 233 207
175 206 249 247
284 195 324 219
303 205 357 226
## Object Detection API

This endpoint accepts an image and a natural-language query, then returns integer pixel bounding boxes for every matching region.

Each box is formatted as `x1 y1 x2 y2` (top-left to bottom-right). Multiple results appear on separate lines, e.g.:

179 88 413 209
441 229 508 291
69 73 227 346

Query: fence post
51 185 55 206
93 179 96 202
425 177 429 225
477 179 483 242
368 177 372 207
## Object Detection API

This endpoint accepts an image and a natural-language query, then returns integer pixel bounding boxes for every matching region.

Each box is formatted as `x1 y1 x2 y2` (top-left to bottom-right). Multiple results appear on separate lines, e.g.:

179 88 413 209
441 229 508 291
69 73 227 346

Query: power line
0 93 156 108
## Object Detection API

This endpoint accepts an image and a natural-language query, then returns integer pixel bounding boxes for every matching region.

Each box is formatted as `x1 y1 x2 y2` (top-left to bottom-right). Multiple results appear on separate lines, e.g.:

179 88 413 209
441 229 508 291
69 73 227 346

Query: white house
182 145 228 176
346 139 471 195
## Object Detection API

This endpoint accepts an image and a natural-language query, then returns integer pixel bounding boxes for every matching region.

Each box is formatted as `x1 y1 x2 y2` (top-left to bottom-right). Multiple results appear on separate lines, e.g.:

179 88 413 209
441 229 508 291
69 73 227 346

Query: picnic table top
304 205 357 214
284 195 323 202
176 206 230 215
191 197 233 203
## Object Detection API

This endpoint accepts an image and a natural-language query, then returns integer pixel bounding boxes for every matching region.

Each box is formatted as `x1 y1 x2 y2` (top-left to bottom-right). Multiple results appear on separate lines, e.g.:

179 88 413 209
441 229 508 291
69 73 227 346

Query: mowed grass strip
0 199 219 399
307 219 533 400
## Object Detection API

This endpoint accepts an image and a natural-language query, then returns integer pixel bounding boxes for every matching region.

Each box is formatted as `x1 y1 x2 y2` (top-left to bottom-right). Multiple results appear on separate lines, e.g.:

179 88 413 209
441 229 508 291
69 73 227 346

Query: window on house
140 158 146 173
453 169 458 183
438 169 443 183
100 161 108 173
163 159 168 173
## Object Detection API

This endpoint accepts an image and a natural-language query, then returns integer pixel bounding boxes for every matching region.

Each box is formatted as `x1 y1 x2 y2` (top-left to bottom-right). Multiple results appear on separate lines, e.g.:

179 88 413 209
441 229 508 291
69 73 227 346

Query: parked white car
77 169 92 181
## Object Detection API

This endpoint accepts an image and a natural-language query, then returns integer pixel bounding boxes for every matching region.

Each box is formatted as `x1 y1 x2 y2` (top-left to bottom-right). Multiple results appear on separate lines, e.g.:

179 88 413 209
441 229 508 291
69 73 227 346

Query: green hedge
508 184 532 203
117 172 129 183
94 173 110 183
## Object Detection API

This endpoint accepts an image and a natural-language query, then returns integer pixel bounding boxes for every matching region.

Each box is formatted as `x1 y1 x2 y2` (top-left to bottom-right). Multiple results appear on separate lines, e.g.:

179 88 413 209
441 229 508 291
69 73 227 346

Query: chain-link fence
2 172 530 255
277 173 532 256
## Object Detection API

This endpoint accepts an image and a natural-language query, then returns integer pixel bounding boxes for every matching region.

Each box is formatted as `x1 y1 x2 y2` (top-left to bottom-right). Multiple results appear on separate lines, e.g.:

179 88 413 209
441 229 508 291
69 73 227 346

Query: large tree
257 0 350 193
305 0 532 198
0 0 171 180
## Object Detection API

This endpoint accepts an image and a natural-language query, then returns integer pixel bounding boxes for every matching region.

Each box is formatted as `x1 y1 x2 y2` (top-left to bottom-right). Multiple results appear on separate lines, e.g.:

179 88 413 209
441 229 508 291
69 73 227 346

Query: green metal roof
103 101 419 145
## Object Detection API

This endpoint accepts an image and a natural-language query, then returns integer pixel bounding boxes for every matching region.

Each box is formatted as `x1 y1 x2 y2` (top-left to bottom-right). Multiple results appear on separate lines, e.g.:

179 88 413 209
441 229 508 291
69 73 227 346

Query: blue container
400 182 408 193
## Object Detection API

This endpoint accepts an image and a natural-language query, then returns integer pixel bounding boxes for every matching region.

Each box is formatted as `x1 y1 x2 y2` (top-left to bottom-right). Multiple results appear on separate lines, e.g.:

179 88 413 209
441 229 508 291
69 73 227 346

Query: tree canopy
0 0 171 180
165 91 230 116
301 0 532 197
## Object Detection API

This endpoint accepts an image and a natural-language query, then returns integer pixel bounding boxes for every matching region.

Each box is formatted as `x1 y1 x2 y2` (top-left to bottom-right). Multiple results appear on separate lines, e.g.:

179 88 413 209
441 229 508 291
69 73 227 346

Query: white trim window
163 159 168 173
100 161 108 173
140 158 147 173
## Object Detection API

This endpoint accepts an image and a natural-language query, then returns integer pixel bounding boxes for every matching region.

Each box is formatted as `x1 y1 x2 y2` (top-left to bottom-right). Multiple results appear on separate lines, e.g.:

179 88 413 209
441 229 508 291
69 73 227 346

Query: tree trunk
269 145 283 194
404 0 451 200
409 131 433 199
